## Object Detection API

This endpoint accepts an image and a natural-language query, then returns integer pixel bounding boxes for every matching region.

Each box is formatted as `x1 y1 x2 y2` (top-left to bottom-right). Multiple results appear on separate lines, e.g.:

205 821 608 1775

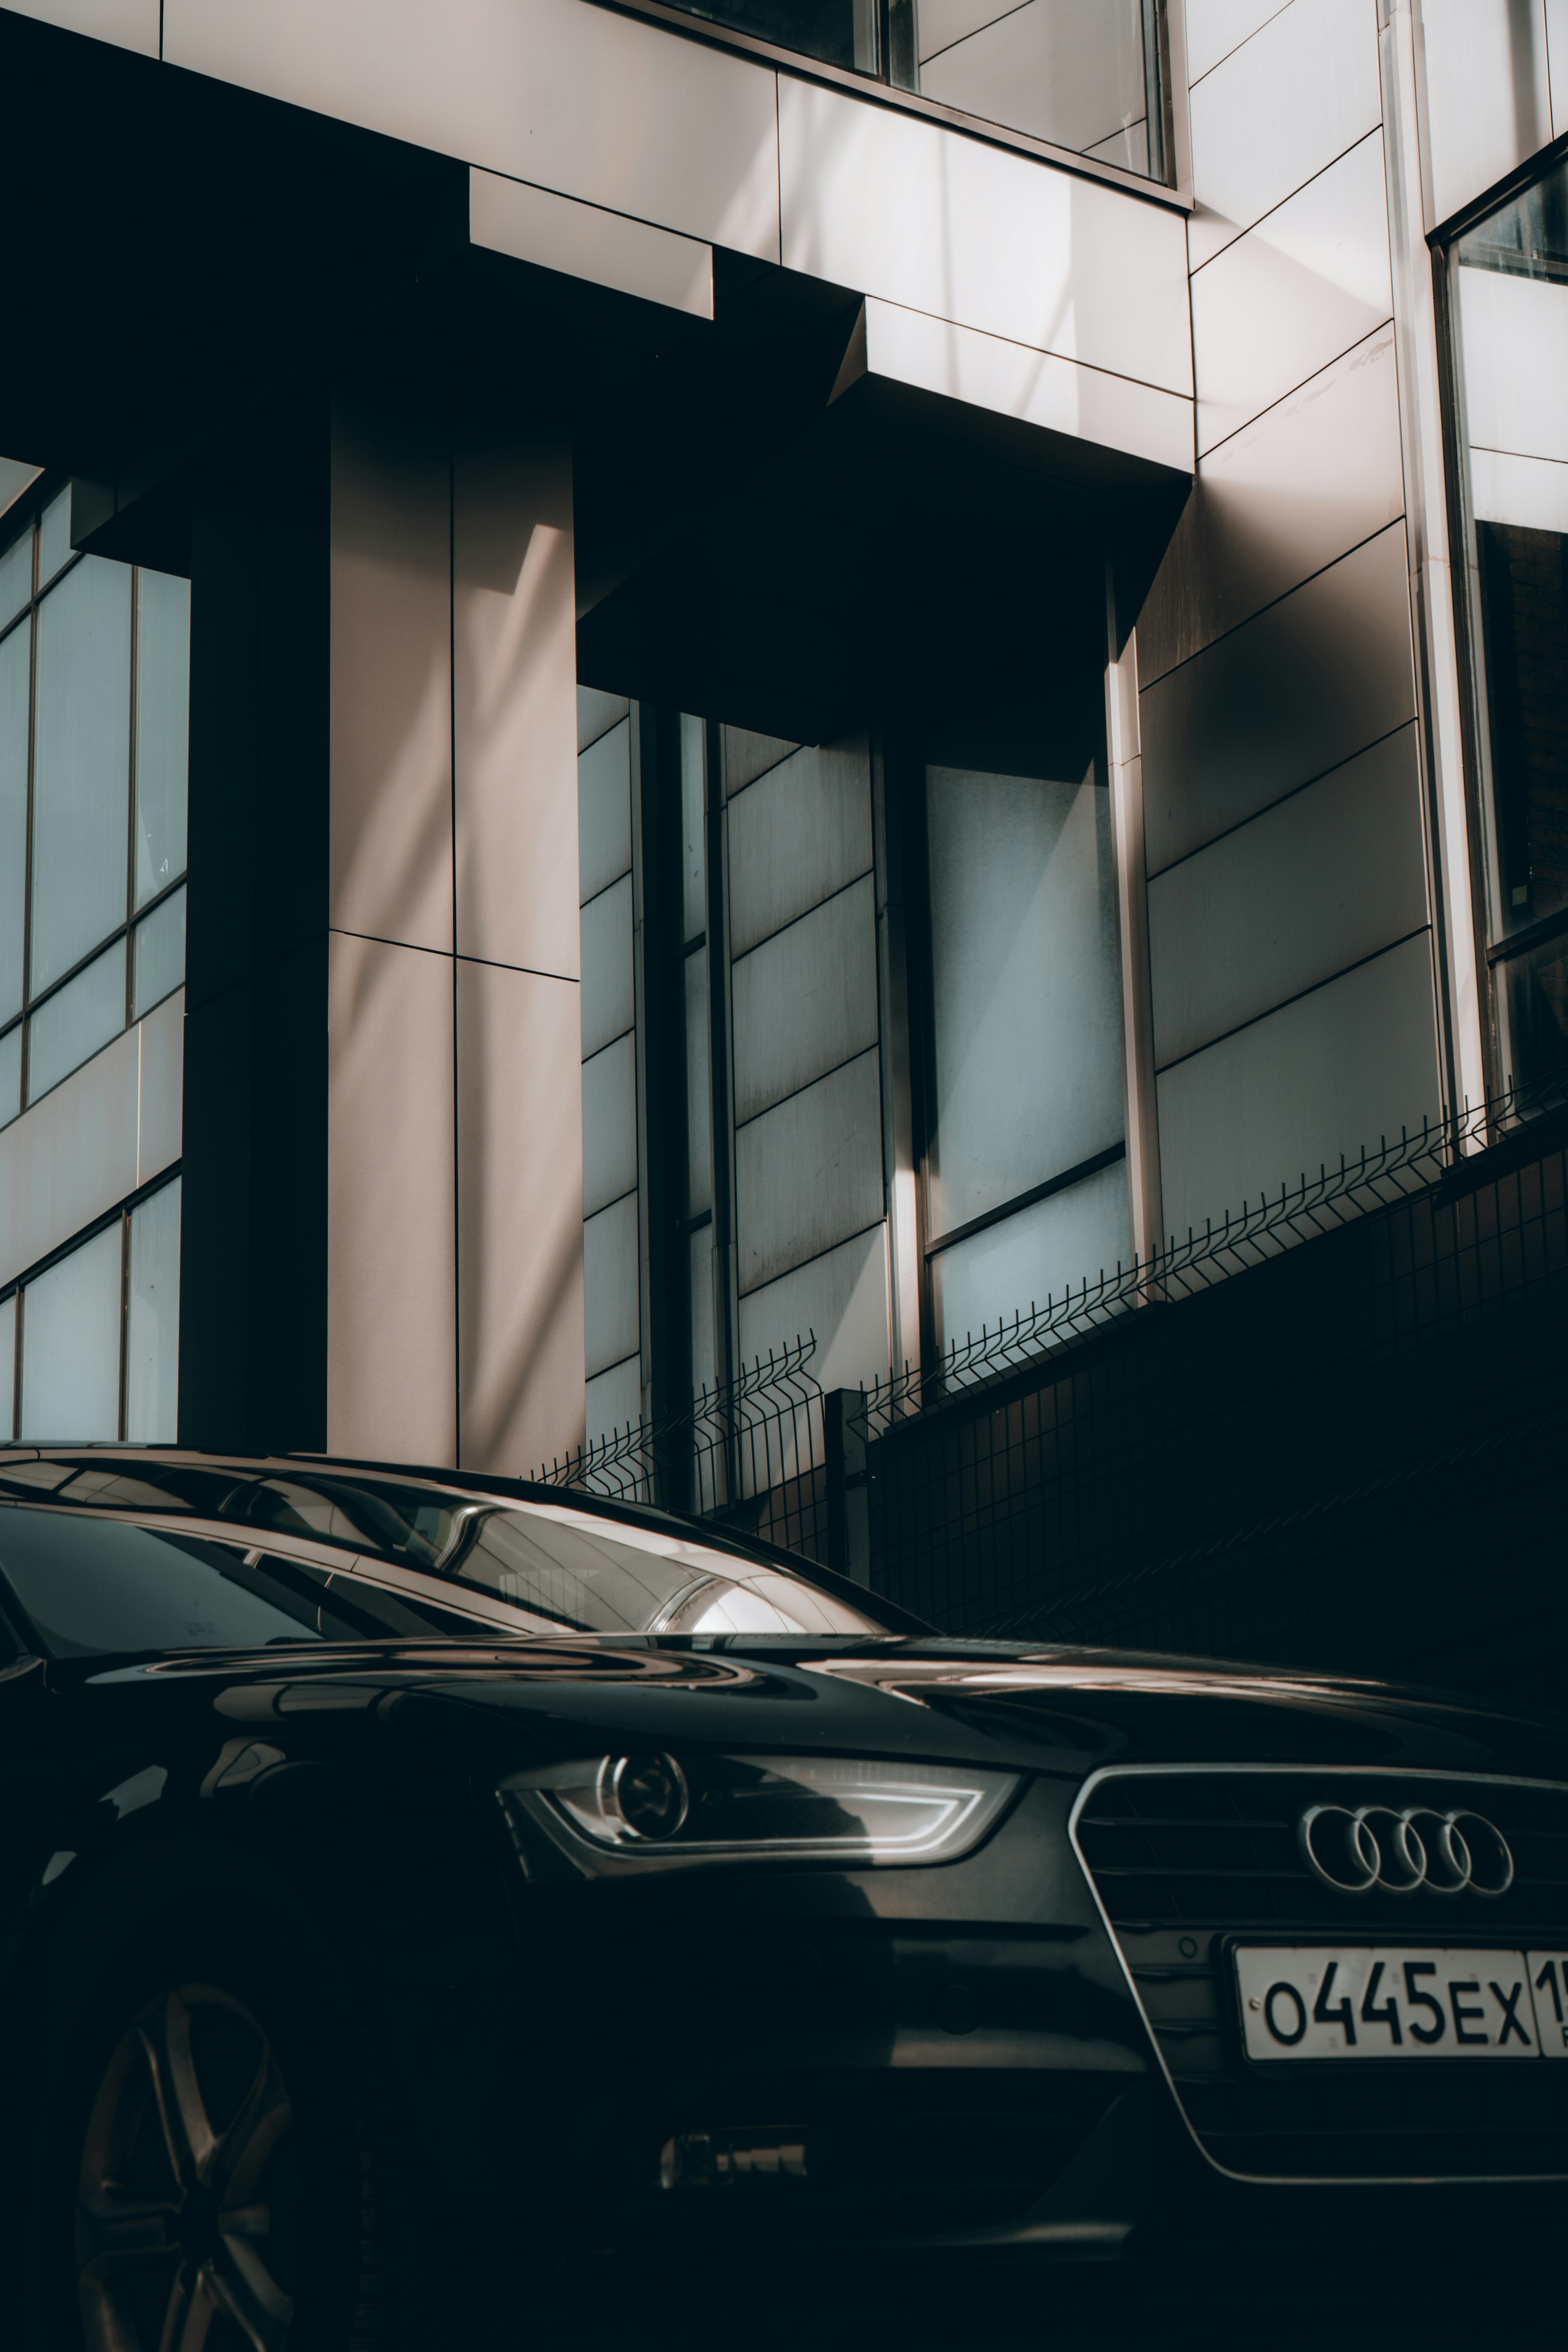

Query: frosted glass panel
31 555 132 991
931 1156 1131 1350
681 712 707 942
37 486 73 590
925 766 1123 1238
0 1293 13 1439
132 884 185 1018
27 940 124 1101
0 620 28 1023
684 945 712 1218
0 524 30 630
127 1177 180 1441
134 569 190 907
0 1024 19 1130
20 1220 122 1441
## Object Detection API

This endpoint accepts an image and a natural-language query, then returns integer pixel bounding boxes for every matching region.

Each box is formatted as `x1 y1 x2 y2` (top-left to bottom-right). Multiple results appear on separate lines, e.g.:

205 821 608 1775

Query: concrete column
453 438 585 1475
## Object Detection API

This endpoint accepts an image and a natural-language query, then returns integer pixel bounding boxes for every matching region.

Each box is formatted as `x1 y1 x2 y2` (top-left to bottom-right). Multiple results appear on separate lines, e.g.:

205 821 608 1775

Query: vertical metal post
824 1387 870 1585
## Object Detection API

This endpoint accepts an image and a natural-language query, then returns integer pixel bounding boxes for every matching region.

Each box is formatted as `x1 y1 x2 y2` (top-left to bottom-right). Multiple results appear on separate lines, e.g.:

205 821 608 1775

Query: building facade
0 2 1563 1682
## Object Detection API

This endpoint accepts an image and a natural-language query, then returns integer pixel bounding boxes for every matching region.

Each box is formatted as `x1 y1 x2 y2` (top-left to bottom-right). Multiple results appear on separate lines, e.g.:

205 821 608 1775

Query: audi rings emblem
1297 1803 1513 1898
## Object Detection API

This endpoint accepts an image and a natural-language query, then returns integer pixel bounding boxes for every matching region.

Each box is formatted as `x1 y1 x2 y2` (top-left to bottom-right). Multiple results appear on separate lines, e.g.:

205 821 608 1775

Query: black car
1 1446 1565 2348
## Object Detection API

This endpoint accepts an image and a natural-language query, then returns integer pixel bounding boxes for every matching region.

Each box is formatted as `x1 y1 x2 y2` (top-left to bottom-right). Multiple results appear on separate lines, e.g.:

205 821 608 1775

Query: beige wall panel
1139 325 1403 684
5 1 158 53
1184 0 1290 84
1142 523 1416 874
327 933 457 1463
457 958 585 1469
470 167 713 318
1553 0 1568 139
0 1025 138 1289
777 78 1193 398
577 685 630 753
735 1049 884 1295
1156 933 1440 1243
737 1223 891 1395
137 986 185 1186
330 406 453 955
454 437 579 980
582 1191 639 1379
1421 0 1550 227
852 297 1194 474
1148 725 1428 1069
579 873 635 1057
1187 0 1383 269
577 716 632 904
581 1029 637 1217
727 739 873 956
164 0 783 259
1192 132 1392 457
732 875 879 1126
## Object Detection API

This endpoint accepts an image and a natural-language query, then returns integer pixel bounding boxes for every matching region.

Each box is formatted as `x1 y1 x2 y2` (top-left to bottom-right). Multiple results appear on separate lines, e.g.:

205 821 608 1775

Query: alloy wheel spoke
157 2261 216 2352
209 2238 296 2352
139 1994 218 2188
76 2192 181 2264
216 2067 291 2208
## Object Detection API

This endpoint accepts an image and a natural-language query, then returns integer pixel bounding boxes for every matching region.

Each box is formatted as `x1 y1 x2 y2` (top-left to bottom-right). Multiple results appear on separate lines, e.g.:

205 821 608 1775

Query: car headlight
497 1752 1018 1874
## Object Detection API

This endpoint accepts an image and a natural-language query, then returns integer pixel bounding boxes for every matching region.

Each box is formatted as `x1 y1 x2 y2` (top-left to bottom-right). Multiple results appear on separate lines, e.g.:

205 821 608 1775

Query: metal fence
538 1070 1568 1699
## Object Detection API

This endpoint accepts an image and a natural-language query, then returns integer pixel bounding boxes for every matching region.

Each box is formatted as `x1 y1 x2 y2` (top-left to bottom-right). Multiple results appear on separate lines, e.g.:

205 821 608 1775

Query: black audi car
0 1445 1564 2347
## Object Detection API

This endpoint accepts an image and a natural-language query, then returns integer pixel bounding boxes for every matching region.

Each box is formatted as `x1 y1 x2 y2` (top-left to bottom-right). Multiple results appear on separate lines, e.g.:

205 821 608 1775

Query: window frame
0 1167 182 1445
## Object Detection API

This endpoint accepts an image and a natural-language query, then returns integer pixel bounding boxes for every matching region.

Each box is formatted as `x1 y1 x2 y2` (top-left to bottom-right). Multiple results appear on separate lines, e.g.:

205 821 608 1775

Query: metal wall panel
1157 932 1439 1243
1147 723 1428 1068
1187 0 1383 269
1142 522 1416 874
329 405 453 956
931 1155 1130 1346
1139 324 1403 684
0 988 182 1292
850 297 1194 474
5 1 158 54
1420 0 1550 229
457 957 585 1462
777 77 1193 398
1553 0 1568 140
454 437 579 978
1191 131 1392 457
735 1047 884 1295
731 873 878 1126
584 1352 641 1443
736 1222 890 1393
1185 0 1290 85
578 872 634 1058
727 738 873 957
581 1029 637 1218
164 0 783 259
470 167 714 319
583 1189 640 1379
578 685 630 754
326 933 457 1460
577 715 632 906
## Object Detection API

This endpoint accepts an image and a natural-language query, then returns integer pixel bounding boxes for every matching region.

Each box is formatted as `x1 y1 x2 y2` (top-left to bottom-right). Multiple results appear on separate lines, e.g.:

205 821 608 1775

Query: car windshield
0 1471 895 1654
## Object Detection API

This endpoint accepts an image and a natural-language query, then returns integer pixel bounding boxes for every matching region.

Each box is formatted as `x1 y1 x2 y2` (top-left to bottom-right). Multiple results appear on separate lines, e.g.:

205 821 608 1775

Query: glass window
1452 157 1568 1091
132 883 185 1019
126 1177 180 1442
134 569 191 906
20 1221 122 1441
0 1293 13 1439
0 523 29 631
0 1024 19 1130
31 555 132 993
0 619 26 1025
0 1508 328 1658
36 485 73 591
27 940 125 1102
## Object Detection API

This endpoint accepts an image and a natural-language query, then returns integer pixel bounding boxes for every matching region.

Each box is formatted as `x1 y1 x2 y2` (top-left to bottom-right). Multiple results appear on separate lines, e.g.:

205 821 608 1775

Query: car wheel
76 1981 301 2351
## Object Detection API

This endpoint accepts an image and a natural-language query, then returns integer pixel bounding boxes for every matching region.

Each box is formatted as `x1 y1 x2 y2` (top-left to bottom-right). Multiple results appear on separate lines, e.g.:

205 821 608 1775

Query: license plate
1234 1945 1568 2061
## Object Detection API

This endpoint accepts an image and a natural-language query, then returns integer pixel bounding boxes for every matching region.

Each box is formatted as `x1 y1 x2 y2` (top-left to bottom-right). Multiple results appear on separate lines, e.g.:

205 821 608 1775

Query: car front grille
1072 1766 1568 2182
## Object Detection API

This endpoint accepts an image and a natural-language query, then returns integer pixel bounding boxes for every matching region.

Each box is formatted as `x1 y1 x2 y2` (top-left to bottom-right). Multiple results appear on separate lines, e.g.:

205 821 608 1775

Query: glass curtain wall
918 757 1128 1350
0 1175 181 1443
1449 161 1568 1093
0 481 190 1128
653 0 1165 179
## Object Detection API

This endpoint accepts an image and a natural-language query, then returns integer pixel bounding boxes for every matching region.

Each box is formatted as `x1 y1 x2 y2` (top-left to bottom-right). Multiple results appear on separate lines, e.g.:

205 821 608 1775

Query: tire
11 1878 419 2352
